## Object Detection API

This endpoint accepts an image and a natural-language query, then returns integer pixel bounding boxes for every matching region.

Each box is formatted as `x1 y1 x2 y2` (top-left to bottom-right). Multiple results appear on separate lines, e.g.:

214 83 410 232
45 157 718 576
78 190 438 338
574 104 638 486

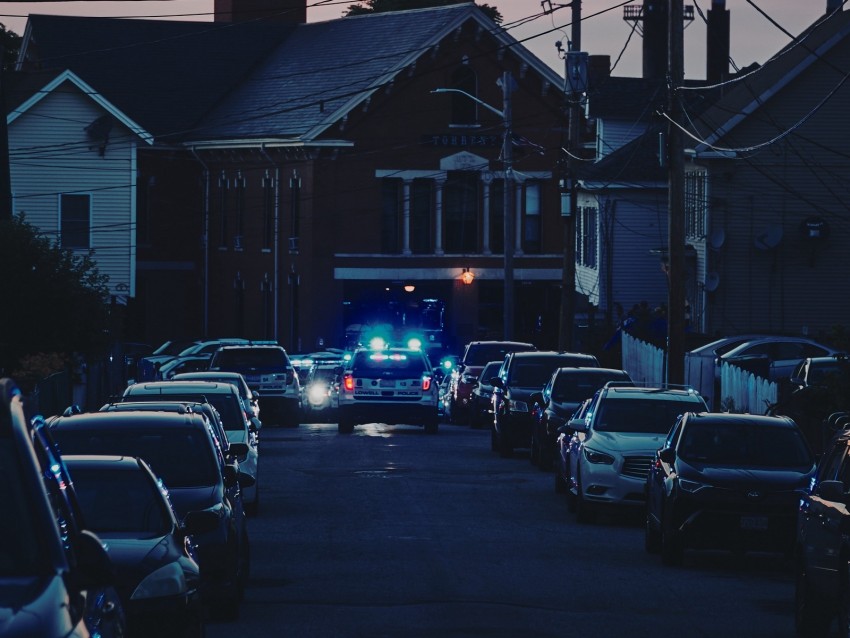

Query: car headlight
130 562 187 600
583 447 615 464
678 478 709 493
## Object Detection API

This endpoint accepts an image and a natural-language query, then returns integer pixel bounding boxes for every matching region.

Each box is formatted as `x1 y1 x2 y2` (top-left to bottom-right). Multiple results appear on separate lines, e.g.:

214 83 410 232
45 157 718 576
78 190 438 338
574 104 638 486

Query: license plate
740 516 768 531
380 379 395 388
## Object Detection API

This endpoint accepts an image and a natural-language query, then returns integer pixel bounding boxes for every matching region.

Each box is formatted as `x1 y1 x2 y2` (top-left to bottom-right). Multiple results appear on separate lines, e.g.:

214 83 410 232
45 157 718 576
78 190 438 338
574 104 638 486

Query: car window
678 421 812 467
553 371 629 402
775 342 805 359
594 397 702 434
214 348 288 368
0 440 44 575
53 428 219 488
71 467 171 537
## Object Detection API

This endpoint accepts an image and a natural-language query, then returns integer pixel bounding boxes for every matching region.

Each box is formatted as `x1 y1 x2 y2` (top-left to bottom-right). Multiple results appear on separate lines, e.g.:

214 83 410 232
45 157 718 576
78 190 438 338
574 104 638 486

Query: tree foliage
344 0 502 24
0 214 111 377
0 23 21 72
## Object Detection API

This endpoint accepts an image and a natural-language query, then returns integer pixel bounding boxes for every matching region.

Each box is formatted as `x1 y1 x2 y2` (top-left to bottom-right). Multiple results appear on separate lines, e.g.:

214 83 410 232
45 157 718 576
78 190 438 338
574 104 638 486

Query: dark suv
0 378 125 637
209 343 301 426
337 347 438 434
645 412 815 566
491 350 599 458
448 340 536 425
795 425 850 636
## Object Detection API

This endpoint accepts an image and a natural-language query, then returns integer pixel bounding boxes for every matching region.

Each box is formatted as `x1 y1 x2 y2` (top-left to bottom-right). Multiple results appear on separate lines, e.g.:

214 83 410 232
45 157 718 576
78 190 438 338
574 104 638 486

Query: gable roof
18 4 565 147
689 8 850 155
6 69 153 144
18 14 293 142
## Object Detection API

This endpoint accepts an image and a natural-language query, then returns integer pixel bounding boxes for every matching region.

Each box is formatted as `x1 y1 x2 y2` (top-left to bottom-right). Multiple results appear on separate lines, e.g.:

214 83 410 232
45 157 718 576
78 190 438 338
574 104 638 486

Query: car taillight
343 374 354 392
422 376 432 392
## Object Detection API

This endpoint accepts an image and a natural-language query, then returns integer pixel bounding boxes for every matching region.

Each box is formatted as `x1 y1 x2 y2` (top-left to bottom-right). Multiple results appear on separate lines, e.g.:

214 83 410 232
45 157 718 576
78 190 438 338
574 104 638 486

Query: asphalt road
207 419 805 638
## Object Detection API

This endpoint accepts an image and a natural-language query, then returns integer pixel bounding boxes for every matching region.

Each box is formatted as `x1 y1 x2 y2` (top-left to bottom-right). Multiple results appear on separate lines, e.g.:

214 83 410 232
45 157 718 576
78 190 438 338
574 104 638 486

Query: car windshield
0 440 46 576
466 344 533 366
553 372 627 402
593 397 699 434
678 422 813 467
71 467 172 537
214 348 287 368
130 391 244 432
509 356 589 388
52 428 218 488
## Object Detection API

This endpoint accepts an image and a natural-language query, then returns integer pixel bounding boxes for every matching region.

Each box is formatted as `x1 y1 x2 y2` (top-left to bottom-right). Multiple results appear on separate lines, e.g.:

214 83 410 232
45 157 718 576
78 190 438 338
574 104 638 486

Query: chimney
827 0 843 14
214 0 306 23
706 0 730 84
642 0 668 80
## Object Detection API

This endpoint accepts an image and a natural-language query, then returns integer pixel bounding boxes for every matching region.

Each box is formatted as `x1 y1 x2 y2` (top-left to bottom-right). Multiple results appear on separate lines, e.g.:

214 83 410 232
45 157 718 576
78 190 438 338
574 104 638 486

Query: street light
432 71 516 340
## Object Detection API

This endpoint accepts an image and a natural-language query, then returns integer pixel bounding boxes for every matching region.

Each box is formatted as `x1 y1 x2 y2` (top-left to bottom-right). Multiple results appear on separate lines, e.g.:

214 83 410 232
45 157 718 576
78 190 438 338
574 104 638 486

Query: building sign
421 134 501 148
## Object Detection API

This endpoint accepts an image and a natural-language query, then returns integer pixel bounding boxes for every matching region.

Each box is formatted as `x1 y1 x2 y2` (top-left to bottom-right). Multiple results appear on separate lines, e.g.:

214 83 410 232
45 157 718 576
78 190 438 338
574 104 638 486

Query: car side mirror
250 416 262 432
567 418 587 432
223 463 238 488
238 471 256 489
659 447 676 464
228 442 249 458
529 391 544 407
182 509 220 536
73 530 115 589
557 424 574 435
816 480 845 502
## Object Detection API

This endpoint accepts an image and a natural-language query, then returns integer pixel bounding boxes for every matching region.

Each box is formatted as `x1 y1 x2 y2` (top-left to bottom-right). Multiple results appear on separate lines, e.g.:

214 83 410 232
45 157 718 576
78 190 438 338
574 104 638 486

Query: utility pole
667 0 686 384
0 47 12 221
559 0 583 351
501 70 515 341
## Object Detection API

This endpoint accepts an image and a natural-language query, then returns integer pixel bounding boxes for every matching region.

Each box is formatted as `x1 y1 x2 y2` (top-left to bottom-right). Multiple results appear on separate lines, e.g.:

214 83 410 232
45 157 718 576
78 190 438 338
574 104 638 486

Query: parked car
719 336 841 383
788 353 850 391
645 412 815 566
491 350 599 458
554 398 593 495
47 409 252 620
468 360 503 429
448 340 537 425
1 378 126 638
120 381 260 515
156 354 212 380
302 362 341 421
337 346 439 434
136 338 249 383
65 454 217 637
209 343 301 426
568 384 708 522
795 425 850 636
530 366 632 470
437 373 453 420
172 370 262 428
684 334 771 409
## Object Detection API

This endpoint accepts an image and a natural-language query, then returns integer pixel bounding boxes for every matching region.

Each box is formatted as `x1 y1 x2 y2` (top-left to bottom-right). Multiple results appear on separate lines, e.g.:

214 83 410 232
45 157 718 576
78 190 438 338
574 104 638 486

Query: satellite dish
704 272 720 292
754 224 783 250
708 228 725 251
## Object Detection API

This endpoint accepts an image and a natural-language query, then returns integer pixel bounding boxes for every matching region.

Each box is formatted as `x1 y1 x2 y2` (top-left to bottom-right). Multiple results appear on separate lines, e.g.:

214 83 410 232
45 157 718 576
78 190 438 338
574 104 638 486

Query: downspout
260 143 280 343
190 147 210 338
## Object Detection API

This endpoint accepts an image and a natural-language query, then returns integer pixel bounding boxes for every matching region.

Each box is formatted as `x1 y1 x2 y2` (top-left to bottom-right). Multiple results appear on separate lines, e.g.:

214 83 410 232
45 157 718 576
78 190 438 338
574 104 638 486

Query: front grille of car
621 455 653 479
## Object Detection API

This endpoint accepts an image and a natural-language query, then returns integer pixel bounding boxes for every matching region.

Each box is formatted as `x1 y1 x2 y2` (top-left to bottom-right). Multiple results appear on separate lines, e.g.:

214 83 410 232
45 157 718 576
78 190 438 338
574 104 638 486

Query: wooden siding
698 35 850 338
596 119 644 159
9 82 137 298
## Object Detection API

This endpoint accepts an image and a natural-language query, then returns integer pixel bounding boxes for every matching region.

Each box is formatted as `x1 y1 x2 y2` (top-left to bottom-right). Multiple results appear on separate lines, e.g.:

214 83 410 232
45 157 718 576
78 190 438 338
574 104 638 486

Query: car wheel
661 514 683 566
498 429 513 458
244 490 259 517
338 419 354 434
645 509 662 554
574 471 595 523
177 608 206 638
554 466 567 494
285 404 300 428
837 559 850 638
795 557 832 636
539 445 553 472
490 426 498 452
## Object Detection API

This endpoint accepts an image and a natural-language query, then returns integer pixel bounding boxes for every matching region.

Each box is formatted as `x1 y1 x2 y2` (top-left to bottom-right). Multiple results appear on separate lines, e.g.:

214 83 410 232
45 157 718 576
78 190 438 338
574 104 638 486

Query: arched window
451 65 477 126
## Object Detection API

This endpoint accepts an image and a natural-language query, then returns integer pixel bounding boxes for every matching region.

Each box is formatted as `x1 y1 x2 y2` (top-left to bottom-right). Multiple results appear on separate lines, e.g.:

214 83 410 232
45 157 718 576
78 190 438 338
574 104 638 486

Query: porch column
434 175 445 255
402 178 412 255
481 172 493 255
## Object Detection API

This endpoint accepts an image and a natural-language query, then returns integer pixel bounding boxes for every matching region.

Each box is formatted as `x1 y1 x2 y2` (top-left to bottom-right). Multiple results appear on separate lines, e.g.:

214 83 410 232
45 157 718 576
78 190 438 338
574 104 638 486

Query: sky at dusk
0 0 833 79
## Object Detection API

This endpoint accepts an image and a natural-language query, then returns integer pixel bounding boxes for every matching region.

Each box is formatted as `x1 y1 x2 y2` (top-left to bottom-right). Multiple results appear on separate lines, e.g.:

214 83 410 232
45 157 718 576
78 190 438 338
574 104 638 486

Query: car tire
539 445 553 472
498 428 513 458
837 559 850 638
178 608 206 638
490 427 498 452
338 418 355 434
529 432 539 466
244 491 259 517
554 466 567 494
645 511 662 554
795 558 832 637
661 515 683 566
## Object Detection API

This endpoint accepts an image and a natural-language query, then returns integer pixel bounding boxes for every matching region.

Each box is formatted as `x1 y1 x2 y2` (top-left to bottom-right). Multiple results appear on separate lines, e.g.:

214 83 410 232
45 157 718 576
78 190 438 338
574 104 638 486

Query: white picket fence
621 332 778 413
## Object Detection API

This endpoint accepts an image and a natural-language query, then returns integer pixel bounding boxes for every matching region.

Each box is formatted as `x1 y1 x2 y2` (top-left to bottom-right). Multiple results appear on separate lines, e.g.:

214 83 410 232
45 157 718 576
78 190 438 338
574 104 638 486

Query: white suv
337 347 439 434
568 383 708 522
